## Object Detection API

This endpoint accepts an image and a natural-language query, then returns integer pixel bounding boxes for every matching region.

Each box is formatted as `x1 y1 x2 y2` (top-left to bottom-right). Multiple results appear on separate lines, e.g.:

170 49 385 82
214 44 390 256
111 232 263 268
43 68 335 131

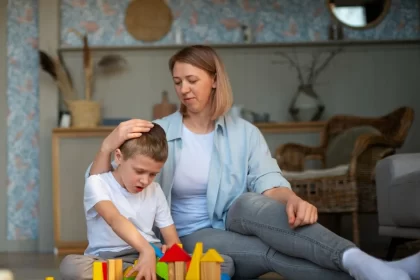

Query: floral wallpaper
61 0 420 47
6 0 39 240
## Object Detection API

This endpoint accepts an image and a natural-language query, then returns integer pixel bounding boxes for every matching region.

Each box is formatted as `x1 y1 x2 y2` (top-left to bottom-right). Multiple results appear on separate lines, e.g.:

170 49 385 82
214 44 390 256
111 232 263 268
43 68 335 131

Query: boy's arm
154 184 181 247
85 176 154 255
159 225 181 248
95 201 155 255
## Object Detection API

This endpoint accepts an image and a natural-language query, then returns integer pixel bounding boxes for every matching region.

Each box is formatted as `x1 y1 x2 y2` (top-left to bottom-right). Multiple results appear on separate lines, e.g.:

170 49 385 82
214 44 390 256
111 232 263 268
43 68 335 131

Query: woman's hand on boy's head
101 119 154 153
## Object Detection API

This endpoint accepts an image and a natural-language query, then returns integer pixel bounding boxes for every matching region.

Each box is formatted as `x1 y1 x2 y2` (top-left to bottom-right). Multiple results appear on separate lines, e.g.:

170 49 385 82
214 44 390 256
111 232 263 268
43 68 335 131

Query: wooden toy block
123 266 138 278
220 273 230 280
108 259 115 280
45 278 54 280
93 261 104 280
159 244 191 262
156 261 169 280
200 249 224 263
102 261 108 280
200 249 224 280
168 262 175 280
150 242 164 258
115 258 123 280
174 261 185 280
185 242 203 280
159 244 191 280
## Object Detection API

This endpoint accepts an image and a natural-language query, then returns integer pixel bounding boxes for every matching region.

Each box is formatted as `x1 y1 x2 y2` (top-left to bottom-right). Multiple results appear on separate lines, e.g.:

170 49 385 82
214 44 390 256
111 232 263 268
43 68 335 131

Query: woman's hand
127 246 157 280
101 119 154 153
286 195 318 229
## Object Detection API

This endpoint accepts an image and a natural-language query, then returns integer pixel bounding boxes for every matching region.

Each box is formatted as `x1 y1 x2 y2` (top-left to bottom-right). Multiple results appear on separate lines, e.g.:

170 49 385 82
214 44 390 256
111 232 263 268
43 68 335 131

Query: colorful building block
157 261 169 280
201 249 224 280
150 242 164 258
93 261 104 280
185 242 203 280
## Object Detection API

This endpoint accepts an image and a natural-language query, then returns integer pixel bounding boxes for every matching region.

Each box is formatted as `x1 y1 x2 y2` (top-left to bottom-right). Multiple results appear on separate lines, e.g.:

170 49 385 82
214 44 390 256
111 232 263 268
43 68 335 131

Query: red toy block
159 244 191 263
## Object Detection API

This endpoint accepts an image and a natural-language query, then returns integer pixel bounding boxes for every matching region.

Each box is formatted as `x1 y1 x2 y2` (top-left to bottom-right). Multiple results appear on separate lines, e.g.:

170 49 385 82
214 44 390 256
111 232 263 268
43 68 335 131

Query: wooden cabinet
52 128 111 255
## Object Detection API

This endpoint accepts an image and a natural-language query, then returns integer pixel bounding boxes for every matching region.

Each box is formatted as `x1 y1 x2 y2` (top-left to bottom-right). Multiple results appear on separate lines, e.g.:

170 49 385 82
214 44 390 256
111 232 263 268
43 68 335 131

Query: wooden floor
0 253 64 280
0 243 418 280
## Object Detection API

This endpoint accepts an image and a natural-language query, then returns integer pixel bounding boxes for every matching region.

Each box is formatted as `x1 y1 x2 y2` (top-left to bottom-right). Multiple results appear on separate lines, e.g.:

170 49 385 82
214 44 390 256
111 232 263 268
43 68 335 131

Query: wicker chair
276 107 414 245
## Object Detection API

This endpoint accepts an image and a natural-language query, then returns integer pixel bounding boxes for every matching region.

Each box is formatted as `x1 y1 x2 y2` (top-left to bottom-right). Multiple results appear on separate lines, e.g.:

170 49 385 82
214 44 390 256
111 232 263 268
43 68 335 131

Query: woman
88 45 410 280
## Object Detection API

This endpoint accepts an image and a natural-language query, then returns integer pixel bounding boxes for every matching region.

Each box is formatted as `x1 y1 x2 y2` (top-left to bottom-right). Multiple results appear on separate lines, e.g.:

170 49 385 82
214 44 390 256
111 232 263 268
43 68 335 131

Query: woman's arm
246 126 292 198
90 148 113 176
89 119 154 176
95 200 155 255
262 187 296 204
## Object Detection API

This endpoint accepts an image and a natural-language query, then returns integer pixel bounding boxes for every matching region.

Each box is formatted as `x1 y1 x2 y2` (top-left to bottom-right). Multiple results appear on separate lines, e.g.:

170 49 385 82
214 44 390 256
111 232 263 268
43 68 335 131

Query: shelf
52 121 325 135
58 39 420 52
59 39 420 52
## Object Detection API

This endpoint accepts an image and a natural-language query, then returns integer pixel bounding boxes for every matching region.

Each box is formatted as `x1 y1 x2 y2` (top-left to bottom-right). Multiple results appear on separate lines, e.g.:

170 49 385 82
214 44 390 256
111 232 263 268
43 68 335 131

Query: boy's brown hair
119 123 168 162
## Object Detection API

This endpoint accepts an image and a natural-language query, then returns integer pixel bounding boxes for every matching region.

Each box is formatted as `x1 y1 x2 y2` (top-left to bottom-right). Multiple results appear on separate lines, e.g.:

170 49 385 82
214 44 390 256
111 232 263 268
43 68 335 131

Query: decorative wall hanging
124 0 173 42
274 48 343 122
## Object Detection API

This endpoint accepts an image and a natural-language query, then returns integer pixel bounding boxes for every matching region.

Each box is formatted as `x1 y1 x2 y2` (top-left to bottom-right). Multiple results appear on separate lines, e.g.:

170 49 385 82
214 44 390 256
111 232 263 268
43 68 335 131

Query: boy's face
114 150 164 194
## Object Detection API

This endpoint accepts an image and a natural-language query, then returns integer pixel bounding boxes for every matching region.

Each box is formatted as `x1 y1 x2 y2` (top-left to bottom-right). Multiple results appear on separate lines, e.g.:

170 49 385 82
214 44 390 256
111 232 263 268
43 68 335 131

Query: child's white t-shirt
84 172 173 256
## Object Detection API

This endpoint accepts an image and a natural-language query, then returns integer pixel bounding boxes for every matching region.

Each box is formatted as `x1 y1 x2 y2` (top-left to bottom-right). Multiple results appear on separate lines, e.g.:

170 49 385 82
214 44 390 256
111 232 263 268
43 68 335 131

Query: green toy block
156 262 168 280
123 277 136 280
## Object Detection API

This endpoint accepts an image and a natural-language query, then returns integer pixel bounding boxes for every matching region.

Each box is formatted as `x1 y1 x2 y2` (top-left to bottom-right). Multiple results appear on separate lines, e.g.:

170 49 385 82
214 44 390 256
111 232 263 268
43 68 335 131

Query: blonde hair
169 45 233 120
119 123 168 163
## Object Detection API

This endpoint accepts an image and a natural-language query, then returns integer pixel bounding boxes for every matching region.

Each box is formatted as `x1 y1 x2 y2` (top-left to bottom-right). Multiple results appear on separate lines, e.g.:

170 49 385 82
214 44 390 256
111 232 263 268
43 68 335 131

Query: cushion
282 164 349 180
325 126 381 168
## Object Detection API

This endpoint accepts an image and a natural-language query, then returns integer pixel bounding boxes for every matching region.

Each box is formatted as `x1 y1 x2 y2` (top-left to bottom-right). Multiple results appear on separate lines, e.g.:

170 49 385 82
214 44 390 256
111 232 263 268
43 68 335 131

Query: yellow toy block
45 278 54 280
185 242 203 280
201 249 224 263
115 259 123 280
93 261 104 280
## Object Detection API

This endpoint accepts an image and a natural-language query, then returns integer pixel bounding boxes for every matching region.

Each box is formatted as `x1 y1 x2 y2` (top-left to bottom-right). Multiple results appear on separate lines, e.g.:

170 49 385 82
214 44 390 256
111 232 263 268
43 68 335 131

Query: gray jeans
180 193 356 280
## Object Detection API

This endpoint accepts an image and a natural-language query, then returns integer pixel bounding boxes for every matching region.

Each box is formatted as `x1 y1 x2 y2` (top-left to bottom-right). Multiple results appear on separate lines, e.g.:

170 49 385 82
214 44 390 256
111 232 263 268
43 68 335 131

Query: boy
60 123 180 280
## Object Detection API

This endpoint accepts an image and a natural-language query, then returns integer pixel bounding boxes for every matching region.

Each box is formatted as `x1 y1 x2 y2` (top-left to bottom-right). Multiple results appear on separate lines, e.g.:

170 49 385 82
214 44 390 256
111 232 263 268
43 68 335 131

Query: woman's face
172 62 216 115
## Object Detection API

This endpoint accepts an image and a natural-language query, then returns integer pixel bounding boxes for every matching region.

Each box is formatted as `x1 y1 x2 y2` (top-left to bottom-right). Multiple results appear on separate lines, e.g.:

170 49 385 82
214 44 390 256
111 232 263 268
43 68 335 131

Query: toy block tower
159 243 191 280
200 249 224 280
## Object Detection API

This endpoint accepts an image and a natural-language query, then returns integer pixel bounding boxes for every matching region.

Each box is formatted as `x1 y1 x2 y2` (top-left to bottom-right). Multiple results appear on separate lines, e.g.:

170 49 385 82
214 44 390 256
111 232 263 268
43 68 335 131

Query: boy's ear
114 149 123 164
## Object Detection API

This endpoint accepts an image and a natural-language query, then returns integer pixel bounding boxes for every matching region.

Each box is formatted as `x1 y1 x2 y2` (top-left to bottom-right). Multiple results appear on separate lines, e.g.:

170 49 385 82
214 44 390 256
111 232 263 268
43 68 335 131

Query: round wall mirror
327 0 391 29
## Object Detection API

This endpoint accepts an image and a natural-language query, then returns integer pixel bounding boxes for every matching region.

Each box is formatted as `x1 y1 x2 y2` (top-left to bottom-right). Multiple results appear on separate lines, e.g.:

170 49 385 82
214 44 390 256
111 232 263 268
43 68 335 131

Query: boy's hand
127 247 156 280
161 244 167 254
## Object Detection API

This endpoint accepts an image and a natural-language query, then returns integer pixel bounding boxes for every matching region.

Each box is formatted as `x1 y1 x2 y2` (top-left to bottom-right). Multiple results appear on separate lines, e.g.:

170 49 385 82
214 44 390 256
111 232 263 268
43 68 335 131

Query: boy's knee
220 254 235 277
60 254 92 280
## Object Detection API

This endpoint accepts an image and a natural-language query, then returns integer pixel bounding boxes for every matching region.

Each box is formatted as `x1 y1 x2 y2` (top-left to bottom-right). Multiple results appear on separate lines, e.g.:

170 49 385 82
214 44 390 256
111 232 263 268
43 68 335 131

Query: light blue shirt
85 111 291 231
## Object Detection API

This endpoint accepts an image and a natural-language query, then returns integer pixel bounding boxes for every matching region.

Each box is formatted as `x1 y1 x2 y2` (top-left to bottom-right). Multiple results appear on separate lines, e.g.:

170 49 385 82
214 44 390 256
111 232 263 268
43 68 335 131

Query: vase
289 84 325 122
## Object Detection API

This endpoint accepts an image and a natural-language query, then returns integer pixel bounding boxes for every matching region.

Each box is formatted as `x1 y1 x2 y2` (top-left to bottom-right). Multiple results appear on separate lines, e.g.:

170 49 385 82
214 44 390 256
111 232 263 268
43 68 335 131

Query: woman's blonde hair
169 45 233 120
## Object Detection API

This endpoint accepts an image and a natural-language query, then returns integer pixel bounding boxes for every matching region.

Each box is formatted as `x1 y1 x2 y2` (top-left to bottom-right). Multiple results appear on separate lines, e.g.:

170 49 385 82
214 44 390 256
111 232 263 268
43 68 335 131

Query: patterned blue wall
61 0 420 47
7 0 39 240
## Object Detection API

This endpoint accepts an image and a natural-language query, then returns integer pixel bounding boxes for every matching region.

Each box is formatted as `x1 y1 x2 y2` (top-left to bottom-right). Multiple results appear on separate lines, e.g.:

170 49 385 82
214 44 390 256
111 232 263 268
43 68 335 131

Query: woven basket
67 100 101 128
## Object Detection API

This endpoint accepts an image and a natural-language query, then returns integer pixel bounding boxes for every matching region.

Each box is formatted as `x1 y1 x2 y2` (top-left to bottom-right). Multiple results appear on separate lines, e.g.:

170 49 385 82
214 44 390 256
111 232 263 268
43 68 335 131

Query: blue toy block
150 242 164 258
221 273 231 280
